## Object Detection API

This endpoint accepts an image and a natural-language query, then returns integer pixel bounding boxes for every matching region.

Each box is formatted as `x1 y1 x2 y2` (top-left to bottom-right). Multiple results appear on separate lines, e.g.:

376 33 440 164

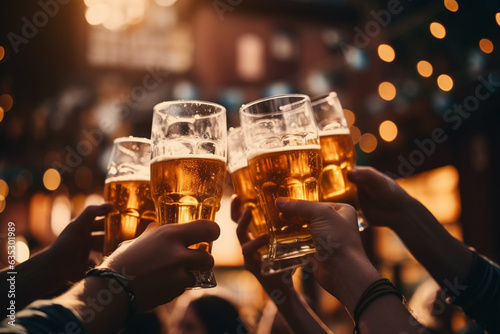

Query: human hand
276 199 380 311
231 196 294 290
47 203 113 282
100 220 220 312
348 166 416 230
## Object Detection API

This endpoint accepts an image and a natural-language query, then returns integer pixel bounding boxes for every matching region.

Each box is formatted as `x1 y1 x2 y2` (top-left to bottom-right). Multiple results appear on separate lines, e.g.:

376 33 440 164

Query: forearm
393 198 473 287
271 285 332 334
1 249 70 315
323 251 427 333
53 276 129 334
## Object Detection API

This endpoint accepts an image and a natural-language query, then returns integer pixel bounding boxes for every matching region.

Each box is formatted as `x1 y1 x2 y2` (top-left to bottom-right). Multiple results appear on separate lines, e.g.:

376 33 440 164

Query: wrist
323 249 382 314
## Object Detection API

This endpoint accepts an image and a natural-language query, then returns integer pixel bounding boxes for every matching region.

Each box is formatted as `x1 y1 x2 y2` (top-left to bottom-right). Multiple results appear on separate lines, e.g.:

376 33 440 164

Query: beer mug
311 92 368 231
104 137 156 255
227 127 306 275
239 94 322 261
150 100 227 288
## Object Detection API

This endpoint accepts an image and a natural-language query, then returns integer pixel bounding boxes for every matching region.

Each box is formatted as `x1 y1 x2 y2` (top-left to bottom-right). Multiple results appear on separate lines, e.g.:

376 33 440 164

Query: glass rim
153 100 226 118
113 136 151 145
310 91 338 107
240 94 311 115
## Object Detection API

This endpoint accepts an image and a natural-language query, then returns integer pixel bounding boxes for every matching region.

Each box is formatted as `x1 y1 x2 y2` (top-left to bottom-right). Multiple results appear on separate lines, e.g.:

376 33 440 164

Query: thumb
348 167 398 193
64 203 114 233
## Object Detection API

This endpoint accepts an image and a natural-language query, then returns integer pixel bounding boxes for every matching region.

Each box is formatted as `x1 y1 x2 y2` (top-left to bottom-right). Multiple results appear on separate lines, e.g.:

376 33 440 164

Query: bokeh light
379 120 398 142
437 74 454 92
51 195 71 235
0 179 9 198
378 81 397 101
85 4 110 26
0 94 14 112
444 0 458 12
359 133 378 153
0 195 5 213
377 44 396 62
496 13 500 26
350 126 361 145
430 22 446 39
15 238 30 263
343 109 356 127
43 168 61 191
479 38 494 54
0 46 5 61
155 0 177 6
85 193 105 207
0 106 4 123
417 60 433 78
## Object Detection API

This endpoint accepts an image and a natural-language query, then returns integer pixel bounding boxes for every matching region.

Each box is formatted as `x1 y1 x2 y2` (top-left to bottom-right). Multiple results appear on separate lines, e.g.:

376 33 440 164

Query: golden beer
248 146 322 247
150 155 226 252
104 177 156 255
318 130 359 207
230 166 268 247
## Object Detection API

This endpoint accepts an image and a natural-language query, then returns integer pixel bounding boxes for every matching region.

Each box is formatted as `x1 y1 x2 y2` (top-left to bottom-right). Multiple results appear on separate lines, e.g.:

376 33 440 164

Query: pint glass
150 100 227 288
311 92 368 231
104 137 156 255
239 94 322 261
227 127 306 275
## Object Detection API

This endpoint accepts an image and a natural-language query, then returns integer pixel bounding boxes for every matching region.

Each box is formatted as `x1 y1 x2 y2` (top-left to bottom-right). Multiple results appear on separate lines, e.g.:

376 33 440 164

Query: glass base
186 269 217 289
357 210 369 231
260 255 307 276
270 235 316 261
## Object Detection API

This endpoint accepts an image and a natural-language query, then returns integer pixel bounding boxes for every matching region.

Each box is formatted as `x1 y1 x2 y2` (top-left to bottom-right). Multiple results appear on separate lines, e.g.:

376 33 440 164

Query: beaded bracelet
83 268 137 321
353 278 404 334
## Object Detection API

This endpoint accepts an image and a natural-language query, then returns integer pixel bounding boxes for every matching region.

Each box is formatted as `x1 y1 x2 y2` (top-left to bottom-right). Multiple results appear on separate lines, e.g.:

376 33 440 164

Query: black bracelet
353 278 404 334
83 268 137 321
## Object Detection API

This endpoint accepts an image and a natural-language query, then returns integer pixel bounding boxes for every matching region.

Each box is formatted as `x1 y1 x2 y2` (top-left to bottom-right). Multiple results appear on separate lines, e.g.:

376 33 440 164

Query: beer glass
104 137 156 255
150 100 227 288
227 127 306 275
239 94 322 261
311 92 368 231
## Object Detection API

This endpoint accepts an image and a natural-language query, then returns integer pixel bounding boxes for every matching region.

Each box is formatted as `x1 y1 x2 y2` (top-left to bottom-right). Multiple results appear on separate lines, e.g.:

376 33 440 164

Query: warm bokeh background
1 0 499 332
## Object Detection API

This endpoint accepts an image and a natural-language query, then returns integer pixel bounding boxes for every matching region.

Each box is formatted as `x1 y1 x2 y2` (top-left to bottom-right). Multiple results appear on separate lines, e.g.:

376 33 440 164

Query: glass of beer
311 92 368 231
104 137 156 255
227 127 306 275
239 94 322 261
150 100 227 288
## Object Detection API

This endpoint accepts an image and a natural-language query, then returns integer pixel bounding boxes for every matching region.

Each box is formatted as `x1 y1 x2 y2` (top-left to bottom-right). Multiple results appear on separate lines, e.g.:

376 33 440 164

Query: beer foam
319 128 350 136
151 154 227 164
246 145 321 161
105 174 151 183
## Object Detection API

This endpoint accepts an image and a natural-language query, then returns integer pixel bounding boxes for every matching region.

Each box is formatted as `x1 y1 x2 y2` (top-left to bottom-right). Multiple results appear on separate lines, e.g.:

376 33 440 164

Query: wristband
83 268 137 321
353 278 404 334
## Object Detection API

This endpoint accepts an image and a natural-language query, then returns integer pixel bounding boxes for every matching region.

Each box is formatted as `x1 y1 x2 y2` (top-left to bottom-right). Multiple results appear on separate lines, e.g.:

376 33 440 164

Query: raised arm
276 199 428 334
349 166 500 332
2 220 220 334
231 196 333 334
1 203 113 317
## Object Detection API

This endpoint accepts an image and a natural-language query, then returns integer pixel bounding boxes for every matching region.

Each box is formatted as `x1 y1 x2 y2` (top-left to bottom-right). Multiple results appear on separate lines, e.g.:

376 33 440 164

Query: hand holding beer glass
227 127 306 274
104 137 156 255
311 92 368 231
239 94 322 261
150 101 227 288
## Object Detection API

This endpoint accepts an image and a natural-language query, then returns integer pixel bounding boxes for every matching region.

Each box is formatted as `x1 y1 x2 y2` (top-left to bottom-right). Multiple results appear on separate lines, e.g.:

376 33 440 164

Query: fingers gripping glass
227 127 307 275
150 100 227 288
239 94 322 261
